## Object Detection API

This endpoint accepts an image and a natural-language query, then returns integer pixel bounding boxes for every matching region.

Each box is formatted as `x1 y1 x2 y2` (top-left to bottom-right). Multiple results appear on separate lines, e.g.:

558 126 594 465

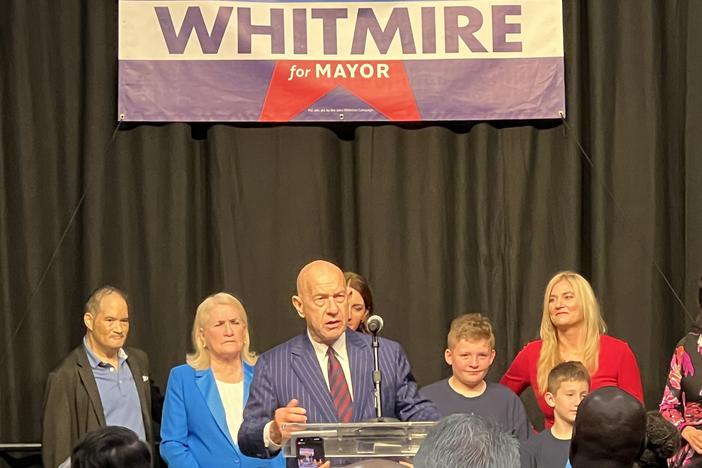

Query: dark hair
85 285 129 316
344 271 374 332
570 387 646 467
547 361 591 394
71 426 150 468
636 411 680 468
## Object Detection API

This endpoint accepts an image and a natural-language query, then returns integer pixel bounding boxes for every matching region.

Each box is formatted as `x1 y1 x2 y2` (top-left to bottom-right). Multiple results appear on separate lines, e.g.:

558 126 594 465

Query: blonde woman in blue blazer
161 293 284 468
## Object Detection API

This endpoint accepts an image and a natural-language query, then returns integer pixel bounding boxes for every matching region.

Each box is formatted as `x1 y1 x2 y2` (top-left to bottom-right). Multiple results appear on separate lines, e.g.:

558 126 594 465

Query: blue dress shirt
83 338 146 440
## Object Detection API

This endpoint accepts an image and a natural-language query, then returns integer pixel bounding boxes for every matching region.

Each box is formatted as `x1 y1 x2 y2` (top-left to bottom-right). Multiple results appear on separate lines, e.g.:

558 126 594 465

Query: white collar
307 330 347 360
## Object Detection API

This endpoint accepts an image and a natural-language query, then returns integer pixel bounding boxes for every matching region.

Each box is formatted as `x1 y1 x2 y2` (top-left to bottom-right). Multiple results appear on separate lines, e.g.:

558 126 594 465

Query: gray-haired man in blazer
41 286 152 468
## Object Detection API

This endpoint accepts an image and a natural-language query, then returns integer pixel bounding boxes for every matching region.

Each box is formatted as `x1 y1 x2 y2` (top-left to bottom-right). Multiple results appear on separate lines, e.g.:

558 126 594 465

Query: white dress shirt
216 379 245 443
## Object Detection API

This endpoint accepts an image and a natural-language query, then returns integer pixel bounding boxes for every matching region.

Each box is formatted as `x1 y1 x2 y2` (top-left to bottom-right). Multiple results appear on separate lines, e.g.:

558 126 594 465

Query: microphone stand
371 332 383 419
369 327 398 422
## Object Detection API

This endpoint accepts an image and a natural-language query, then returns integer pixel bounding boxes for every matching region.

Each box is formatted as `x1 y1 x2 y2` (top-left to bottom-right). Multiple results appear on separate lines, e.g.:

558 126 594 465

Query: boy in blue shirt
421 313 530 442
521 361 590 467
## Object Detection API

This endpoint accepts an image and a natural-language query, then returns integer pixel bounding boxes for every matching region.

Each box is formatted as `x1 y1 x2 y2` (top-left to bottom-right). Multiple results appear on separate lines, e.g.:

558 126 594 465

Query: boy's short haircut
447 313 495 350
546 361 591 394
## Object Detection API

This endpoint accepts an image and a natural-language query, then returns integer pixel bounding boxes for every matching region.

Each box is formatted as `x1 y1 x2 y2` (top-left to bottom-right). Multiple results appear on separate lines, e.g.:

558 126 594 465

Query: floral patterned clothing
660 332 702 466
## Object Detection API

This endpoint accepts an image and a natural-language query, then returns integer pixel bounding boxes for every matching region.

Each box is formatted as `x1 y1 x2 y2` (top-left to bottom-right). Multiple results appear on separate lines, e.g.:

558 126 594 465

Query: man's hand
683 426 702 454
270 399 307 445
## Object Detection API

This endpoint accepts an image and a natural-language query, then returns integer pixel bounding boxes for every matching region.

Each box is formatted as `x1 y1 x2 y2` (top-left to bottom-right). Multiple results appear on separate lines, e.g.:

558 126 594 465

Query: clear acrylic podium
283 421 436 460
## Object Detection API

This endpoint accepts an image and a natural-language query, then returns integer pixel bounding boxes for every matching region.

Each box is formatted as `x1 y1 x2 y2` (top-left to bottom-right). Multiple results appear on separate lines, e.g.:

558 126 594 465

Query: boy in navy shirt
521 361 590 467
421 313 530 442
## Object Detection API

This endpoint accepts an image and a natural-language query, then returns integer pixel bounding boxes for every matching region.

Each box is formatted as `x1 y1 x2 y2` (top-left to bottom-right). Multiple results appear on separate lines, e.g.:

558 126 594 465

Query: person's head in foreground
570 386 646 468
413 413 519 468
546 361 590 432
71 426 150 468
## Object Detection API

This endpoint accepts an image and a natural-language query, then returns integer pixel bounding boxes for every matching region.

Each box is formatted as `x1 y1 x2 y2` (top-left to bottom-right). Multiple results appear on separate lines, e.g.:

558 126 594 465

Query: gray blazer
41 344 152 468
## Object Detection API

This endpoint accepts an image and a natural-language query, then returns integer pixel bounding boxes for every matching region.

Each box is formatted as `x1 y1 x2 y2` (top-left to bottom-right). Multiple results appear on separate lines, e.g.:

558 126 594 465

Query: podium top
283 421 436 459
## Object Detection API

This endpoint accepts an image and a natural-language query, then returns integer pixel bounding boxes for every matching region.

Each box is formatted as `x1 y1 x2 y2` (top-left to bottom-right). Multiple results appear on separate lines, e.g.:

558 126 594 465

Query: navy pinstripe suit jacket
238 329 440 460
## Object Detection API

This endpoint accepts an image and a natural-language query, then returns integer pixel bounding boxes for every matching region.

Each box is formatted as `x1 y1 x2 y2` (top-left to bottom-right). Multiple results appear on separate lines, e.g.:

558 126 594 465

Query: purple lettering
492 5 522 52
444 6 487 53
293 9 307 54
155 6 232 54
421 7 436 54
351 7 416 55
237 7 284 54
311 8 347 55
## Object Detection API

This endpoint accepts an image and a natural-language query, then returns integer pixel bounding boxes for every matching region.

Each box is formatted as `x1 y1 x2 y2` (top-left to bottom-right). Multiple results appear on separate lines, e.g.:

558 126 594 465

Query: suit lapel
346 331 373 421
195 368 235 449
243 361 254 404
290 334 338 423
125 351 151 436
75 348 107 426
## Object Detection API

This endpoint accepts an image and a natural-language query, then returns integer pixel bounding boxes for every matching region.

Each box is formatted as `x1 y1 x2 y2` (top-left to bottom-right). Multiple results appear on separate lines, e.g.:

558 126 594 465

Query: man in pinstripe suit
238 260 440 465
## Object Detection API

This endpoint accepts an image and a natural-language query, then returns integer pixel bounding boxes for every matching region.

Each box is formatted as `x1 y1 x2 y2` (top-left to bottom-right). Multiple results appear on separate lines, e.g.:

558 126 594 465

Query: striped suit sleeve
239 353 279 459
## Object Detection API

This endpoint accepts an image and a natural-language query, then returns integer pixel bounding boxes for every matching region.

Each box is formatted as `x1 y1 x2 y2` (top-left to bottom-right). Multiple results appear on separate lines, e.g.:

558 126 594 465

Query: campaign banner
118 0 565 122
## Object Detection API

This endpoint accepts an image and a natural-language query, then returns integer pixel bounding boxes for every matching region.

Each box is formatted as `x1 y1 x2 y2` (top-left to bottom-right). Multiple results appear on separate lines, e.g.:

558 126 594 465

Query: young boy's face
445 338 495 388
546 379 589 425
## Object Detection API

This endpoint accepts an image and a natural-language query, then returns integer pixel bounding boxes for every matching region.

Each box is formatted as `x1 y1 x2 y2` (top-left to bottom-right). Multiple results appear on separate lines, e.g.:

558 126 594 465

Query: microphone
366 315 384 334
365 314 396 421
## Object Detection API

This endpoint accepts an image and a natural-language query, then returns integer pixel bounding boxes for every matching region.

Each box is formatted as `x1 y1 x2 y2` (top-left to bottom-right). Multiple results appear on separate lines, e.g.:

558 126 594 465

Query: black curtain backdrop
1 0 701 443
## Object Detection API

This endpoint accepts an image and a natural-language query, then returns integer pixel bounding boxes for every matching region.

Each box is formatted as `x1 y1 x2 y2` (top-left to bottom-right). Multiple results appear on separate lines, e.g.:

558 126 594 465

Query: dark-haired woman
344 271 374 333
660 276 702 466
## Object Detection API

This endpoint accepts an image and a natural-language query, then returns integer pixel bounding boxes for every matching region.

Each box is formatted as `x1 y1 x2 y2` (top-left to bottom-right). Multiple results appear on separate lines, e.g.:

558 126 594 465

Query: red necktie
327 347 353 422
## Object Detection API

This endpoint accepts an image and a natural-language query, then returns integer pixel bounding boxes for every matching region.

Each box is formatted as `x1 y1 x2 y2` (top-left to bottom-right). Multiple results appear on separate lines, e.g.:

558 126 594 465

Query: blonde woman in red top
500 271 644 428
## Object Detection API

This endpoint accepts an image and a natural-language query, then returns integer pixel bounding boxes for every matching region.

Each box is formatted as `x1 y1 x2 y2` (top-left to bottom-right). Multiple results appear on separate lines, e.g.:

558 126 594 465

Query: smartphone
296 436 325 468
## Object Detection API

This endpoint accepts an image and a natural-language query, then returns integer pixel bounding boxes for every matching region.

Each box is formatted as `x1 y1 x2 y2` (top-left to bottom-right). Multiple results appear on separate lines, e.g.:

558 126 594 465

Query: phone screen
296 436 325 468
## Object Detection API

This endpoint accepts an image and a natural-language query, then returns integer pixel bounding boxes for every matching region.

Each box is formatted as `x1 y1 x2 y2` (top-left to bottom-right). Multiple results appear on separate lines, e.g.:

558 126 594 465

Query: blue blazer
160 362 284 468
238 330 440 459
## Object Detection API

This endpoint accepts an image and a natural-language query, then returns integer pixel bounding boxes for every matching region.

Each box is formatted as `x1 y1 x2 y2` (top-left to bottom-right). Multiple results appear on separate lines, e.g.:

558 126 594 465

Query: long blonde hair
186 292 257 370
536 271 606 393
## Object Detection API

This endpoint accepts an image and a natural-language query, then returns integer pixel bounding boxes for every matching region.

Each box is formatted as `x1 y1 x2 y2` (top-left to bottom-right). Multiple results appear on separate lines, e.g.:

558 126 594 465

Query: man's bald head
296 260 345 295
293 260 349 345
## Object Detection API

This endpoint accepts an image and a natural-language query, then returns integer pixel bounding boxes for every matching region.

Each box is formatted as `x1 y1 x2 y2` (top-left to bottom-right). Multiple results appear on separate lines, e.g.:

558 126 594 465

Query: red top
500 334 644 428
